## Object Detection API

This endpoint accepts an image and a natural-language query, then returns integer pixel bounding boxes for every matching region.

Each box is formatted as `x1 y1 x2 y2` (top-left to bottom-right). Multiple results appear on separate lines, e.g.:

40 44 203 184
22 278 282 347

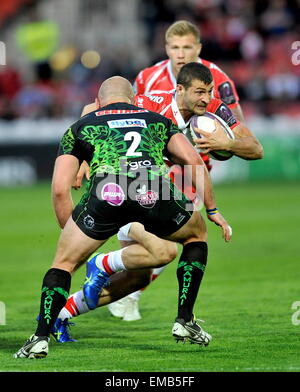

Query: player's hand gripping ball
189 112 235 161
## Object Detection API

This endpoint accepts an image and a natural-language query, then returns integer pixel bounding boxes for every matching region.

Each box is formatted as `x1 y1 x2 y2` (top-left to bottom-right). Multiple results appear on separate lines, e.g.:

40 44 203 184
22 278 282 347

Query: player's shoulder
77 109 97 124
137 59 169 77
132 100 172 124
201 58 228 76
72 109 103 133
135 92 172 109
201 58 236 86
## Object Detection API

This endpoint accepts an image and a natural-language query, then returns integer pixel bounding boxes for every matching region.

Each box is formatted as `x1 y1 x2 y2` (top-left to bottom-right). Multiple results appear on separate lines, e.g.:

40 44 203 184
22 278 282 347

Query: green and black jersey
58 102 179 179
57 102 192 240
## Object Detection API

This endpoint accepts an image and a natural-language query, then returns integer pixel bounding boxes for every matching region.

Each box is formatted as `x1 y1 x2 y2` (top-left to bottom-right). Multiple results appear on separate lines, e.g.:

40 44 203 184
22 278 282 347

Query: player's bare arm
52 155 80 228
167 133 232 242
71 99 100 190
231 104 245 124
194 121 263 160
167 133 215 206
72 160 90 190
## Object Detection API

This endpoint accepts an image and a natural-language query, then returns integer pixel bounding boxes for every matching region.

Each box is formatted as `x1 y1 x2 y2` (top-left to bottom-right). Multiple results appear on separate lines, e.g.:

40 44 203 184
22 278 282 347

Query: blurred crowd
0 0 299 121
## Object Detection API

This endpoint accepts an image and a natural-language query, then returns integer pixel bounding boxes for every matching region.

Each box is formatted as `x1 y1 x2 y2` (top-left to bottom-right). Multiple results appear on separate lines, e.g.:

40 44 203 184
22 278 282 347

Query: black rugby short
72 175 193 240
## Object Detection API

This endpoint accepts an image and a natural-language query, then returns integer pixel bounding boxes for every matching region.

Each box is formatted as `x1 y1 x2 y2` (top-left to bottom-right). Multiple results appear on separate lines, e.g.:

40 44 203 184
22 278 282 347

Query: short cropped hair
177 62 213 88
165 20 201 42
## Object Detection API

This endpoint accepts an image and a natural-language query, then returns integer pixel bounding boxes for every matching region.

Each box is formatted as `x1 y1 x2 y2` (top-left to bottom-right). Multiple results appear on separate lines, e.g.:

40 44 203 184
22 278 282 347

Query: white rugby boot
108 296 142 321
14 334 49 359
172 316 212 346
122 297 141 321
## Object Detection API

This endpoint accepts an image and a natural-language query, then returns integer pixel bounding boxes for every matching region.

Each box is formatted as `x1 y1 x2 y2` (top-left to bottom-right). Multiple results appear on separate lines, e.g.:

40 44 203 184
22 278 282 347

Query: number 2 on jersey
124 131 142 157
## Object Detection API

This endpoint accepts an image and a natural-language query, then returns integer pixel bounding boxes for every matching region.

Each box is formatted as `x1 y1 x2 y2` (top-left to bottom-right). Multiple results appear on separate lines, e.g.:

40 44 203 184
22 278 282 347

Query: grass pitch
0 181 299 372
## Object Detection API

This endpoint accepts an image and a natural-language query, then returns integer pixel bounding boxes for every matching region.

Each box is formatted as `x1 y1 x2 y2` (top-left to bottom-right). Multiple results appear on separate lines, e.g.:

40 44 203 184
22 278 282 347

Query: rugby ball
189 112 235 161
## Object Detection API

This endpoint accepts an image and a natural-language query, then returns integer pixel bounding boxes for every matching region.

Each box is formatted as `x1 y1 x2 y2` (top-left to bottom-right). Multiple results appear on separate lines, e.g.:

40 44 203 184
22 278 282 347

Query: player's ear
176 84 184 95
197 43 202 56
95 97 100 109
165 43 171 57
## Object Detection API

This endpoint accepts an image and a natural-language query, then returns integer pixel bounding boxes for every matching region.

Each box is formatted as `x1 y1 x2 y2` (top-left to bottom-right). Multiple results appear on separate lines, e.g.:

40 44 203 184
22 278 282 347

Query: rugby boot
36 315 76 343
108 296 142 321
122 297 142 321
13 334 49 359
172 315 212 346
83 253 110 310
51 318 77 343
108 297 128 318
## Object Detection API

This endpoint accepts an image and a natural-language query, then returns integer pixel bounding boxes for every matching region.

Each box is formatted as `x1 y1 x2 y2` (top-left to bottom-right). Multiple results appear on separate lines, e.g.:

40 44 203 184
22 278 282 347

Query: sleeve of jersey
213 70 240 109
57 124 84 162
208 99 240 130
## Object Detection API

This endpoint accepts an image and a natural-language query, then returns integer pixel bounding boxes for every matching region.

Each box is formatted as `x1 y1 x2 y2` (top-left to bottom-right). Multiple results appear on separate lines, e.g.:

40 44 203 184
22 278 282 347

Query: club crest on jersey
107 119 147 128
135 185 158 209
83 215 95 229
101 183 125 206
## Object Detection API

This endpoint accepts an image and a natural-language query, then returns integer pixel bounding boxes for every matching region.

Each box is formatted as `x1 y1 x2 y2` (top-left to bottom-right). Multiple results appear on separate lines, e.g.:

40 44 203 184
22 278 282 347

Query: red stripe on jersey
102 254 114 275
95 109 148 116
64 295 80 317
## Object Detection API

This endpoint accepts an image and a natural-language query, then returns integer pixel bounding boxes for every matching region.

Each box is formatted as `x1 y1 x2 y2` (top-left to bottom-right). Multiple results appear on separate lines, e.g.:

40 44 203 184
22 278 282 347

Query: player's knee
168 242 178 260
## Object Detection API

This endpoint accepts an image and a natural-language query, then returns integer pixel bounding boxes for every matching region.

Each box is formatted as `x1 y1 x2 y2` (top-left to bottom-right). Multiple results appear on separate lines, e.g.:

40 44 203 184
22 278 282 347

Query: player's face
181 79 214 116
165 34 202 77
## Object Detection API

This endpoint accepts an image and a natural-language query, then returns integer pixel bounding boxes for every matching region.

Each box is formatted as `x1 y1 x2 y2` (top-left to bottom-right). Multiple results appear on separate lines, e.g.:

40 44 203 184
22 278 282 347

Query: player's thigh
164 210 207 244
52 217 107 272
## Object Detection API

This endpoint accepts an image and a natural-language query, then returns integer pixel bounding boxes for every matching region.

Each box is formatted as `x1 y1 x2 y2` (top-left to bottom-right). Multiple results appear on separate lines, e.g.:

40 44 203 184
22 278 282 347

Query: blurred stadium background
0 0 300 185
1 0 300 372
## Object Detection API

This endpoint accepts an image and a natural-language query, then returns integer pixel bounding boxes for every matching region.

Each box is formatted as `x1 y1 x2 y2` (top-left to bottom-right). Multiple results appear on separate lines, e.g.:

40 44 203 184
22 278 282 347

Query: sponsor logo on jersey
107 119 147 128
101 183 125 206
145 94 164 104
135 185 158 208
95 109 148 116
215 104 237 127
218 82 236 105
127 159 152 171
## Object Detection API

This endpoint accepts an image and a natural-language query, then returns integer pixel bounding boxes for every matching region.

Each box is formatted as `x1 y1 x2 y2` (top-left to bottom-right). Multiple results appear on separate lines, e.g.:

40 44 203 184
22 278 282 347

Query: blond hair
165 20 201 43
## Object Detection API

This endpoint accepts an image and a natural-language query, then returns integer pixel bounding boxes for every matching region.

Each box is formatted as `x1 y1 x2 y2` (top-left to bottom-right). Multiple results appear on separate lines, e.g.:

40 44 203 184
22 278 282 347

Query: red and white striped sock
96 249 127 275
58 290 90 320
